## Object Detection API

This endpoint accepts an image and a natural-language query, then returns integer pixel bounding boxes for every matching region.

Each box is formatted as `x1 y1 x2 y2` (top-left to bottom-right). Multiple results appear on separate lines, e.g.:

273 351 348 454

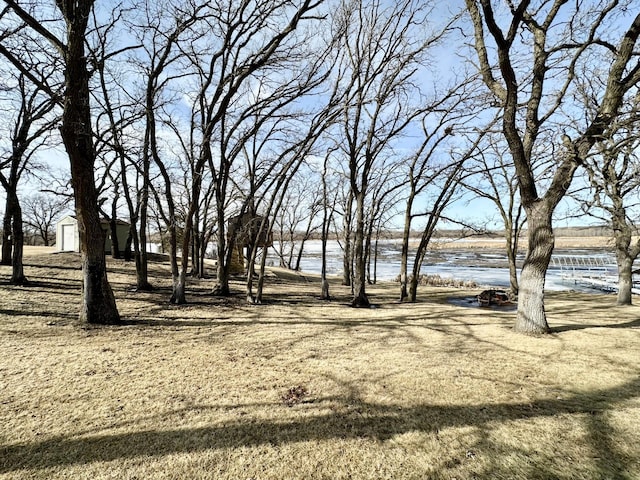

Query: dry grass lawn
1 248 639 479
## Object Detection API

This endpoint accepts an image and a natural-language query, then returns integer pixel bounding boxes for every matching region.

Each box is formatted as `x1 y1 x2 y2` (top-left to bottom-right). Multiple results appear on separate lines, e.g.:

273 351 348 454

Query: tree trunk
109 218 121 260
166 219 180 301
10 199 26 285
56 0 120 324
124 230 133 261
616 253 633 306
137 163 150 284
213 204 231 296
320 156 331 301
351 193 369 308
1 195 15 265
246 245 256 303
515 203 553 334
408 247 425 303
342 192 353 287
505 231 519 296
171 272 186 304
399 195 413 300
256 246 269 303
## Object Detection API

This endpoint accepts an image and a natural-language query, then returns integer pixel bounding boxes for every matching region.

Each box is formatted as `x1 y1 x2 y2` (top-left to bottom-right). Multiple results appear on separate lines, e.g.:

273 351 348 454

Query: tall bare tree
22 192 69 246
1 0 121 323
272 173 322 271
174 0 326 302
0 71 56 284
332 0 446 307
573 91 640 305
465 1 640 333
397 81 484 301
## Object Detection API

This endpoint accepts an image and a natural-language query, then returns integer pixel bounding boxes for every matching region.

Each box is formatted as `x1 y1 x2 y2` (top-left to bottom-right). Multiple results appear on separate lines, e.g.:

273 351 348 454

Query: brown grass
1 247 639 479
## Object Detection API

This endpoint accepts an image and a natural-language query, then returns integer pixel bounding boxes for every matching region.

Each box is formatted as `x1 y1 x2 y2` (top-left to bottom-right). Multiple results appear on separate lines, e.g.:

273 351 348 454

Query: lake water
269 239 622 293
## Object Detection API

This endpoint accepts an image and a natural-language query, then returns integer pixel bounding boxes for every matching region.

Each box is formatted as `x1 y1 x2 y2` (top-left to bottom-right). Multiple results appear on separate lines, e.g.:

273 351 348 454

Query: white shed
56 215 80 252
55 215 130 254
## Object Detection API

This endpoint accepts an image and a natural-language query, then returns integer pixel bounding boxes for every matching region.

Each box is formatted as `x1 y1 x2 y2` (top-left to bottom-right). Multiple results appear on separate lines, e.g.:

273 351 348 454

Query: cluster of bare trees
1 0 639 334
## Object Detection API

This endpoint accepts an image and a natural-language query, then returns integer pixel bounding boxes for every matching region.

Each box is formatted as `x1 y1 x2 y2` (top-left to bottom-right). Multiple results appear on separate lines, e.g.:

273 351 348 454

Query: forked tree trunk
351 193 369 308
515 203 553 334
58 0 120 324
171 272 187 304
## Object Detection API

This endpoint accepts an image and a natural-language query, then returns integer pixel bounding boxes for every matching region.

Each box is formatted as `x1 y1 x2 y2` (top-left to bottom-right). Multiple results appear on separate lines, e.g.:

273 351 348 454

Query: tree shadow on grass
0 308 77 321
1 377 638 478
552 318 640 333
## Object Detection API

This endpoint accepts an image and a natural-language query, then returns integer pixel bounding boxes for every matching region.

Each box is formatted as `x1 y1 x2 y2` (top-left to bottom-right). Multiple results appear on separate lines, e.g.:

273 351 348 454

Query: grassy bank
1 250 639 479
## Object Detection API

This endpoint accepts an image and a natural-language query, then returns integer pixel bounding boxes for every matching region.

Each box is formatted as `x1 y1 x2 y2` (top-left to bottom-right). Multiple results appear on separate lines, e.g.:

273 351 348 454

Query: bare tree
404 133 487 303
573 92 640 305
272 173 322 271
0 71 57 284
89 5 146 265
1 0 122 323
173 0 326 302
22 192 69 246
320 148 339 300
397 81 483 301
124 0 208 297
465 1 640 333
462 133 526 295
332 0 446 307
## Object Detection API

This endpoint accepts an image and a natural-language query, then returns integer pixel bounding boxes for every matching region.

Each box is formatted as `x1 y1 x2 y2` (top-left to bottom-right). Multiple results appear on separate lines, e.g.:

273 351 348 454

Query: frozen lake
269 239 622 293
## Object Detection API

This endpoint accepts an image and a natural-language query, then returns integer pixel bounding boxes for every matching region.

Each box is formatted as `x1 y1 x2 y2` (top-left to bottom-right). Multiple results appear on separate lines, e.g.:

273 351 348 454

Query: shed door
62 225 75 251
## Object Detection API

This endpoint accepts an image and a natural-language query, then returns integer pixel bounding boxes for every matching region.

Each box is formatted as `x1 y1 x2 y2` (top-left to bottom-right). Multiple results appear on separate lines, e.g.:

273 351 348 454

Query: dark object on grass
282 385 308 407
477 289 511 307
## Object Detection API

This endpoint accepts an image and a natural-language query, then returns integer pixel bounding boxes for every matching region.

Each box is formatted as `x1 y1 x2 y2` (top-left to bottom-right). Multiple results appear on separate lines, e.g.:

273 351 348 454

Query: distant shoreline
428 236 617 250
20 235 621 258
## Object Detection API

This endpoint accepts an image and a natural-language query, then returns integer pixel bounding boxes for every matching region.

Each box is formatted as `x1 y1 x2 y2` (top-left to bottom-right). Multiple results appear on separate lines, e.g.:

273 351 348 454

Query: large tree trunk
58 0 120 324
1 194 15 265
10 198 26 285
515 203 553 334
616 254 633 306
611 212 636 306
